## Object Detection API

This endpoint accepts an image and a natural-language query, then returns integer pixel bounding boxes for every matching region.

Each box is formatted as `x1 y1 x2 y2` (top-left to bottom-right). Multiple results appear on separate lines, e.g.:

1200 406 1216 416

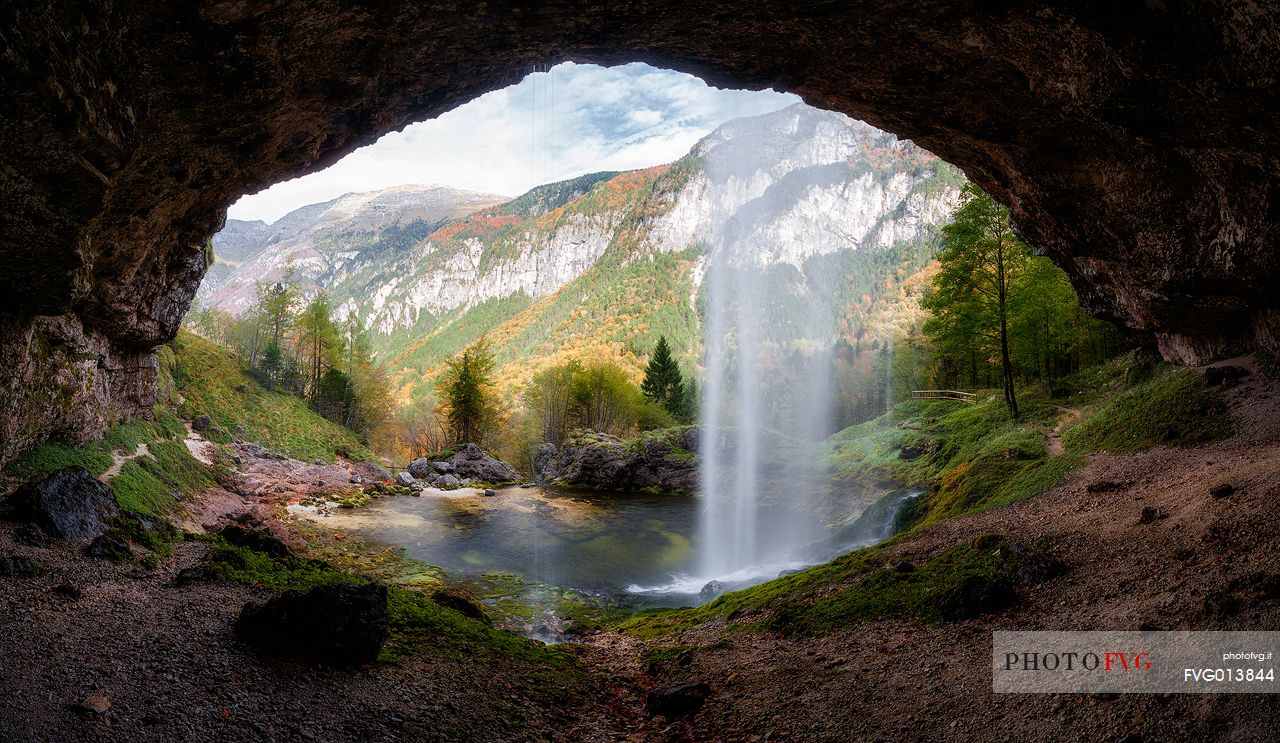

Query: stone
218 525 292 558
79 695 111 716
1209 483 1235 498
350 461 389 484
191 414 211 432
646 682 711 718
537 429 698 494
236 583 389 665
1138 506 1168 524
1087 480 1130 493
83 534 132 562
13 523 49 547
0 555 43 577
891 560 915 573
1204 366 1250 387
700 580 726 600
431 461 455 475
431 587 492 625
448 444 518 483
437 474 462 491
395 472 416 487
534 443 557 478
483 489 497 497
52 584 82 600
1 468 120 541
407 458 434 479
174 566 218 587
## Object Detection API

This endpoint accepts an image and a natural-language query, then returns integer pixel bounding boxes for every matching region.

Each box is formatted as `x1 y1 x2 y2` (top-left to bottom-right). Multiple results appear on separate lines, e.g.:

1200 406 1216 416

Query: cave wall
1 1 1277 466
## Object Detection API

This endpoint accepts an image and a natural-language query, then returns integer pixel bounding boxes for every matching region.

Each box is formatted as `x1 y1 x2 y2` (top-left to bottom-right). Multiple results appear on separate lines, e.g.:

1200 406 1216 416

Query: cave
2 1 1278 466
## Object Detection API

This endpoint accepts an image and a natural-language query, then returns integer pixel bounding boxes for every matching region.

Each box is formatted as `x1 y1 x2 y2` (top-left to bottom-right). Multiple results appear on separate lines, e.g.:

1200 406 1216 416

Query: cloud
228 62 799 223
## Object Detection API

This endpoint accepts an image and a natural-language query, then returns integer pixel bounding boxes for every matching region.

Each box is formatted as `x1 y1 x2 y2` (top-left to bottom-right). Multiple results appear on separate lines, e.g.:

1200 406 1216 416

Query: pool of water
296 485 919 610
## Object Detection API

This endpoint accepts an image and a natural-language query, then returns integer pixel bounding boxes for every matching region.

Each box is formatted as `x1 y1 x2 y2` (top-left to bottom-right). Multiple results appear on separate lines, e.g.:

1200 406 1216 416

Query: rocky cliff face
2 1 1276 469
200 185 506 313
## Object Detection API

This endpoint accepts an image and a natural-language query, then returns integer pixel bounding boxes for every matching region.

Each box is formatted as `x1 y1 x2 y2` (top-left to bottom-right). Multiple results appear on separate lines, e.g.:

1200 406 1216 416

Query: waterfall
696 215 835 584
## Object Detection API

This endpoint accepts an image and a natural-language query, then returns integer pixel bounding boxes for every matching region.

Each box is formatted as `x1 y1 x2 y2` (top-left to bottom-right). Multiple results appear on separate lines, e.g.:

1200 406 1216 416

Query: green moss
1063 368 1227 454
622 535 1062 639
107 513 180 559
4 444 113 479
110 461 178 517
138 440 221 495
4 405 189 481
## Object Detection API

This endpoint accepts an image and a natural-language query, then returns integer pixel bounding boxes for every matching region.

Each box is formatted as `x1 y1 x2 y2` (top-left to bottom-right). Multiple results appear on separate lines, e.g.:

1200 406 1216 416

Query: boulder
84 534 132 562
1204 365 1250 387
699 580 726 600
448 443 518 483
437 474 461 490
236 583 388 665
431 461 455 475
406 458 434 479
219 525 292 558
1 467 120 540
483 489 497 497
0 554 43 577
191 414 212 432
534 443 557 478
646 682 711 718
395 471 416 487
538 429 698 494
431 587 491 624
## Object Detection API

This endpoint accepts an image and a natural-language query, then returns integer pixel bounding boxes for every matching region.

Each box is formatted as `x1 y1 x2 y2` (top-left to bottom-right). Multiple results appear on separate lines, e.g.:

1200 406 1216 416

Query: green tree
525 359 584 446
296 292 340 402
258 278 299 349
923 184 1029 418
436 337 500 446
641 336 687 419
571 361 644 437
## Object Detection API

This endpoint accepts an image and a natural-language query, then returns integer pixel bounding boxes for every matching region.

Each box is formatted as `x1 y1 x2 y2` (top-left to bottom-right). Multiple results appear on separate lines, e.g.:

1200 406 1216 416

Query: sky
228 62 800 224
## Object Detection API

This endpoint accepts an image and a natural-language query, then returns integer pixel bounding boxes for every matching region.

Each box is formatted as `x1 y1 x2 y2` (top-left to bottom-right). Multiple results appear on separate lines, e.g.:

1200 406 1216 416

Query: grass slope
169 331 373 462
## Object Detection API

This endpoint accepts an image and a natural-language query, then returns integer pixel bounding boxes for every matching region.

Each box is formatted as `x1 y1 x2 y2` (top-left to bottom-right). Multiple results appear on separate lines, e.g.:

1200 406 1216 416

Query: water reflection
298 485 919 608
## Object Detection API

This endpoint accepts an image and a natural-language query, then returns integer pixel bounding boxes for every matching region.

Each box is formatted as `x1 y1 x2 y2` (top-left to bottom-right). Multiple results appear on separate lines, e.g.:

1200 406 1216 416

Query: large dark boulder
646 682 711 718
406 458 434 479
236 583 389 665
539 430 699 494
1 467 119 540
448 444 519 483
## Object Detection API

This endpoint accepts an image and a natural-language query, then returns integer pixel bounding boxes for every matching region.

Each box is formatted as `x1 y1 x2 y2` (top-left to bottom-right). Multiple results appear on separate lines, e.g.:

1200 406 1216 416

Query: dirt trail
182 423 216 465
1045 407 1083 457
99 443 149 482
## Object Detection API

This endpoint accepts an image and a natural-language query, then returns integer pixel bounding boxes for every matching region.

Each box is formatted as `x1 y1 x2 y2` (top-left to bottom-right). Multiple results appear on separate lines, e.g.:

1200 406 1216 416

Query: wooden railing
909 389 978 403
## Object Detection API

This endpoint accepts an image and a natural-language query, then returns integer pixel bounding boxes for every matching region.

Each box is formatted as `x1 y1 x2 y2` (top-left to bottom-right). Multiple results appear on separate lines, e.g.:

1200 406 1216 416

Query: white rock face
199 184 506 312
204 104 962 342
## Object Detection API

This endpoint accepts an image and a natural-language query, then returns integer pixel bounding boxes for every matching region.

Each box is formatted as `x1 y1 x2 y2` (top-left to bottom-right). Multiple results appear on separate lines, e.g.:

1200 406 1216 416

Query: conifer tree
641 336 686 419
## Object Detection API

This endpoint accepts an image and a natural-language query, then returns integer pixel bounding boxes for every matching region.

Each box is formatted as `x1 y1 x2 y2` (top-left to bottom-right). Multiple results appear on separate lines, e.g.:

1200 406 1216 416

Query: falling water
696 216 837 585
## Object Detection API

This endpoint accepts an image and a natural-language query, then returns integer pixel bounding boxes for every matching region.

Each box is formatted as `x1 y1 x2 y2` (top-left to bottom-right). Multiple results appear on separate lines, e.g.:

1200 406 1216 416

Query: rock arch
2 1 1277 464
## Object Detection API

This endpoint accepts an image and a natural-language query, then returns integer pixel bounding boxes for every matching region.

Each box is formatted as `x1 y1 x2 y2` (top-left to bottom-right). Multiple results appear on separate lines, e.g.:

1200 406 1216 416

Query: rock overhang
1 1 1277 464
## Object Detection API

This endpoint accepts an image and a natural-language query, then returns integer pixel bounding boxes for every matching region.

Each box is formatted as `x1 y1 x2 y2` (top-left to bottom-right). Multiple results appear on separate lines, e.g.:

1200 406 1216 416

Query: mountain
199 184 508 311
202 104 964 405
